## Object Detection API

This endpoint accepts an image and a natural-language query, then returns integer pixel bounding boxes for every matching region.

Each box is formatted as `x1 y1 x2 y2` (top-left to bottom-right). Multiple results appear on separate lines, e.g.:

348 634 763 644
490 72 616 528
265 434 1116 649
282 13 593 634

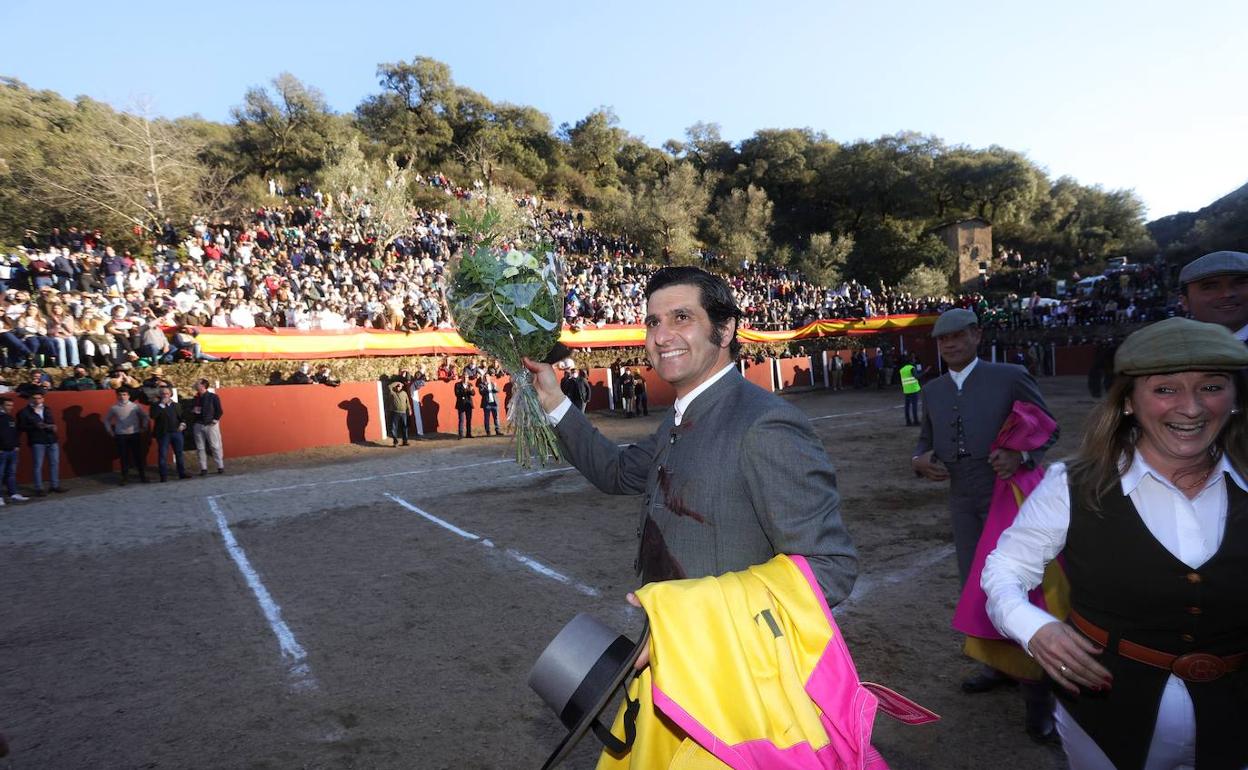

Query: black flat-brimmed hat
529 613 649 769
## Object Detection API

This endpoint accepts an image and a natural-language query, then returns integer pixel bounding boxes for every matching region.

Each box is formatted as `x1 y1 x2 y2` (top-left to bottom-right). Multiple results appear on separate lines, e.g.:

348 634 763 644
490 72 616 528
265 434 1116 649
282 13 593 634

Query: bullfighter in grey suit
911 307 1059 741
526 267 858 612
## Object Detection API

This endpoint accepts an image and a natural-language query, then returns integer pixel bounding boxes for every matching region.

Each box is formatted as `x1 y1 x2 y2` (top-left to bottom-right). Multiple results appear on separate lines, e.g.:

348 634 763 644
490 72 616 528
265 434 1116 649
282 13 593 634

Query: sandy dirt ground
0 376 1098 769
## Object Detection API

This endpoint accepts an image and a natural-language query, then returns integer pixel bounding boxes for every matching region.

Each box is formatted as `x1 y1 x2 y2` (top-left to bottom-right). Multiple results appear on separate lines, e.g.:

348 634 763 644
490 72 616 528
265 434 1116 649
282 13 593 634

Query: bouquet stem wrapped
448 244 564 468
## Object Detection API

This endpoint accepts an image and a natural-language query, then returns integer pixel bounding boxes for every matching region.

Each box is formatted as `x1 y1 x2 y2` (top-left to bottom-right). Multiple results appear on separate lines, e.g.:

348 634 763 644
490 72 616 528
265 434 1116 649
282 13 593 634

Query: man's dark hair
644 266 742 358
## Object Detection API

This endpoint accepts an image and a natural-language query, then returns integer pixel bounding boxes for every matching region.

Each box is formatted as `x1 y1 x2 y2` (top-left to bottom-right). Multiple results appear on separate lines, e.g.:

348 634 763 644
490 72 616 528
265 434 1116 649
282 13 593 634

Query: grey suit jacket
915 360 1058 465
554 367 858 606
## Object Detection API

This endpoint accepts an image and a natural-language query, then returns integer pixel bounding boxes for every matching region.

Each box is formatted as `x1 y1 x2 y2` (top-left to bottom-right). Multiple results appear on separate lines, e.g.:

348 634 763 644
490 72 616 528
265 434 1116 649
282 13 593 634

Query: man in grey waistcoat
525 266 858 615
911 307 1059 742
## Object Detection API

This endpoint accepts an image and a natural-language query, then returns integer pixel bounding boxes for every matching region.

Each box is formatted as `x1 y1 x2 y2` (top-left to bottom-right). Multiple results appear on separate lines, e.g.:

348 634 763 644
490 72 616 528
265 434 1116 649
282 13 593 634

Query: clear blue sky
3 0 1245 220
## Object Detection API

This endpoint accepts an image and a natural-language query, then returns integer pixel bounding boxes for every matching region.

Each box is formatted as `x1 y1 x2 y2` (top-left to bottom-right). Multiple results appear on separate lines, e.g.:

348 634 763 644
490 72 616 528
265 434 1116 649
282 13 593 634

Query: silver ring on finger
1058 664 1070 674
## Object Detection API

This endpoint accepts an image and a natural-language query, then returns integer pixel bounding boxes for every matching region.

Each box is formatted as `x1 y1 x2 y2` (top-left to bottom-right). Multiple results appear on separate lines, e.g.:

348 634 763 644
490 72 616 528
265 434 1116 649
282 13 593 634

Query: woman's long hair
1067 370 1248 512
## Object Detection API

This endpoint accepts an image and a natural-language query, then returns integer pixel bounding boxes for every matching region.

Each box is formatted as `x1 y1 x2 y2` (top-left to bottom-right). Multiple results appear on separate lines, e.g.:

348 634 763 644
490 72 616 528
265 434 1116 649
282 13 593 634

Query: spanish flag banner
196 314 938 360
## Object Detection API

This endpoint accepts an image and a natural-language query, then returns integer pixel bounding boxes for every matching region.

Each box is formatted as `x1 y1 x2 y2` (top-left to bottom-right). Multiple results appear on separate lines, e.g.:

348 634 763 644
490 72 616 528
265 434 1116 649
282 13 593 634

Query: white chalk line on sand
383 492 601 597
207 496 317 691
833 543 957 615
811 404 904 422
215 457 516 498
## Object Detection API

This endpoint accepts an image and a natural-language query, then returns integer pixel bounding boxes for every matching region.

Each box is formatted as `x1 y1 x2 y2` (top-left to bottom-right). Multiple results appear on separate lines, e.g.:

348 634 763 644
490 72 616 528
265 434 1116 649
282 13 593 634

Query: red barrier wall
777 357 814 389
412 377 512 436
12 382 384 483
216 383 383 455
1055 345 1096 376
586 370 612 411
633 367 677 409
740 359 775 391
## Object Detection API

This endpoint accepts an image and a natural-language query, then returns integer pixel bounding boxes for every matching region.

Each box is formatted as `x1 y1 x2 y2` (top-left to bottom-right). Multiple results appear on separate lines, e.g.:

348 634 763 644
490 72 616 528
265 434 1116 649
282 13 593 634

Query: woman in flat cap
982 317 1248 770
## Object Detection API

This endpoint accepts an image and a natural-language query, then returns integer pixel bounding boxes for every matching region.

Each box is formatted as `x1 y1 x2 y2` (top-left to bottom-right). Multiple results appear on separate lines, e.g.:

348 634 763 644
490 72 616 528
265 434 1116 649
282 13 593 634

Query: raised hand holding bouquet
447 207 564 468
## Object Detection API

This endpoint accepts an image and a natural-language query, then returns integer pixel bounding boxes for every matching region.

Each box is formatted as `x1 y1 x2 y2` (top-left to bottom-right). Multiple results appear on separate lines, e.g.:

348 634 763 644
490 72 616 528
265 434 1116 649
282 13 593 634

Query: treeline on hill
0 58 1172 291
1148 181 1248 262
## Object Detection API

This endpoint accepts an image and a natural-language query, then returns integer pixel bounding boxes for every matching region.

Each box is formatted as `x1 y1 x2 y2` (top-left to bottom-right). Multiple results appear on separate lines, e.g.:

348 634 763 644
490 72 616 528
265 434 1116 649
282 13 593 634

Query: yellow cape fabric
597 555 847 769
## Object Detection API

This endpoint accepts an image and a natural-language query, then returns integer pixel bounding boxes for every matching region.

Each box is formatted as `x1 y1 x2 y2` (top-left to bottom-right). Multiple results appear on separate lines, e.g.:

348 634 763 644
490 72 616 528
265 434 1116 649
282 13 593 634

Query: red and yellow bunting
197 314 938 360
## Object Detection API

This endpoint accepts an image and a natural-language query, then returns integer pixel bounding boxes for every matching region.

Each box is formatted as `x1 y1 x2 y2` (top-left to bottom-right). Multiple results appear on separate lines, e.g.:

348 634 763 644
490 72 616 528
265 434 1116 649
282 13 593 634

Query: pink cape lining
952 401 1058 639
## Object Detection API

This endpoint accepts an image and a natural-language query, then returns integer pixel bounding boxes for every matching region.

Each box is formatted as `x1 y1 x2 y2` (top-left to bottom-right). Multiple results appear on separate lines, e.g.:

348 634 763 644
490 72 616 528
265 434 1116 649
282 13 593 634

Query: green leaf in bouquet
499 281 541 309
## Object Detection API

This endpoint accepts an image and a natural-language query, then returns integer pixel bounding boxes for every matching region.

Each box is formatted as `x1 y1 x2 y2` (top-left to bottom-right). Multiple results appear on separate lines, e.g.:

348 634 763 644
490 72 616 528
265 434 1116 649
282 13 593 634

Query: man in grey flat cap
1179 250 1248 342
911 307 1060 741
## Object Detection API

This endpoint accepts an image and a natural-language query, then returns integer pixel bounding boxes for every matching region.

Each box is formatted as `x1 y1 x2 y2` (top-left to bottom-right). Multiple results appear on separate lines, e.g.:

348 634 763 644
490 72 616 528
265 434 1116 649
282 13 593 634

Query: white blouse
983 455 1246 652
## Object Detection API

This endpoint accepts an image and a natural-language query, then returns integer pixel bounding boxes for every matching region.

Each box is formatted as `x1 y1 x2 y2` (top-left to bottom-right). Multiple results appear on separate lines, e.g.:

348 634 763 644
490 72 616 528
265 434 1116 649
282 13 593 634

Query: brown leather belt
1069 610 1246 683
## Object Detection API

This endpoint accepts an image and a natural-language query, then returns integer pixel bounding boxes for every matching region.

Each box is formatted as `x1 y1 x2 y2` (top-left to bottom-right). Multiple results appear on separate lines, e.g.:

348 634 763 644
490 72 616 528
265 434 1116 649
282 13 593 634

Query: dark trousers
115 433 146 480
904 393 920 425
0 448 17 496
457 408 473 437
946 459 997 585
156 433 185 480
388 411 409 442
634 394 648 416
482 405 500 434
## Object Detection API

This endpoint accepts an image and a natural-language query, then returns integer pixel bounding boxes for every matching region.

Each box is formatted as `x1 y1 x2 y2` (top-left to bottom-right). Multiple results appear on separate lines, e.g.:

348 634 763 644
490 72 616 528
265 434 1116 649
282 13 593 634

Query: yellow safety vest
900 364 920 394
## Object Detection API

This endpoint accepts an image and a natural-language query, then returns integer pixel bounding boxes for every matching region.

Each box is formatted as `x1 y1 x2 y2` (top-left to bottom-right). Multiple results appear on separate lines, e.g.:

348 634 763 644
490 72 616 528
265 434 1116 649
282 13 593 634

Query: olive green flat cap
931 308 979 338
1114 317 1248 375
1178 250 1248 286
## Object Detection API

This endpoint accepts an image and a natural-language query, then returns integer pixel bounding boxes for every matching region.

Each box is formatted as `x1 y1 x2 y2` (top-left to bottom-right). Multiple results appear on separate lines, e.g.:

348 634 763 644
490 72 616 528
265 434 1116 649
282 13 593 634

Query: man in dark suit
525 266 857 613
1178 250 1248 343
911 308 1059 741
454 371 475 438
150 386 190 481
560 367 585 412
190 378 225 475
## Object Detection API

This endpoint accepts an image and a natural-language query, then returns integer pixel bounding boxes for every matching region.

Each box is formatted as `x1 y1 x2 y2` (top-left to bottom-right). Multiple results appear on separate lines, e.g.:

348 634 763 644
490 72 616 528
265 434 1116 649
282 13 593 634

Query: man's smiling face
644 283 732 398
1184 273 1248 333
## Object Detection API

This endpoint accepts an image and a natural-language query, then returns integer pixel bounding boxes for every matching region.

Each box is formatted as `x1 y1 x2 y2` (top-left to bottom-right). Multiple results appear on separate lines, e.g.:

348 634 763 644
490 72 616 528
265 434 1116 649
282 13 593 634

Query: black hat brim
540 626 650 770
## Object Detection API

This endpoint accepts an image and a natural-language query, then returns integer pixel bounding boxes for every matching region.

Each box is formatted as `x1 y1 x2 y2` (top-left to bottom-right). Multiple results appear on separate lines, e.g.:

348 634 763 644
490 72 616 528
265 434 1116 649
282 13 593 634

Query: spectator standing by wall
0 396 28 503
190 379 225 475
900 354 922 426
18 391 63 496
385 380 411 447
619 369 635 417
829 350 844 391
150 386 189 481
479 372 501 436
560 367 585 413
104 388 150 485
454 371 475 438
630 369 647 416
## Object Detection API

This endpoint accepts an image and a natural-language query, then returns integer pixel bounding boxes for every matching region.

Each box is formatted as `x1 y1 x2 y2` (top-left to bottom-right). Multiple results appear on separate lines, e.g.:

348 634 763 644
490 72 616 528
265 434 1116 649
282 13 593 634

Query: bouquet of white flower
447 244 565 467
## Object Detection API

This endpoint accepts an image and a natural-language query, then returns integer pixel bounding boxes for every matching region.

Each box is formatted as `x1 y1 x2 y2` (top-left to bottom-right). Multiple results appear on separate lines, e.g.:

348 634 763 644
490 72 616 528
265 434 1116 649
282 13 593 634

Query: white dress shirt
983 455 1247 769
671 363 735 426
547 363 736 426
947 356 979 391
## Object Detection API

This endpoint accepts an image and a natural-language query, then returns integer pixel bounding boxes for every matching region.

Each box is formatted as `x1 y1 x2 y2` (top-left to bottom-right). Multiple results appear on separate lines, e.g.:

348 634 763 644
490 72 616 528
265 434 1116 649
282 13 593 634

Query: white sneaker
0 497 5 506
10 494 29 502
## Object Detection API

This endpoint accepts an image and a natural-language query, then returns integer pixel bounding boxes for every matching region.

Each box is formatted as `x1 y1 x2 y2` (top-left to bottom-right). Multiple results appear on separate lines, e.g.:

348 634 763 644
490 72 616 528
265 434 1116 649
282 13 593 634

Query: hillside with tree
0 59 1172 289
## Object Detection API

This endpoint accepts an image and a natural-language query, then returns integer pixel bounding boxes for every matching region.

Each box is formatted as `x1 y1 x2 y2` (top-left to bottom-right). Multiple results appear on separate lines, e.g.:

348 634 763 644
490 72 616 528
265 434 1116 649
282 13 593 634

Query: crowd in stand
3 173 1177 375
